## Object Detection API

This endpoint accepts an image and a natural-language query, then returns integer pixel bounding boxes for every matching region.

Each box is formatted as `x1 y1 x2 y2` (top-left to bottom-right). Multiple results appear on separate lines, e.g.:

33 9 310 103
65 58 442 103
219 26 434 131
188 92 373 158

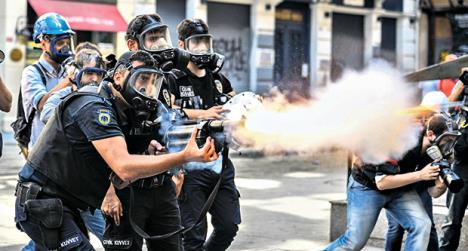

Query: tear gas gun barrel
163 117 239 154
162 91 263 153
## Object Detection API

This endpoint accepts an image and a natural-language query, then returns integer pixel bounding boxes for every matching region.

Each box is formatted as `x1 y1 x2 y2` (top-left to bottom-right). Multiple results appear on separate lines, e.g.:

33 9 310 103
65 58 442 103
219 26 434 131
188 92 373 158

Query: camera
426 131 464 193
0 49 5 64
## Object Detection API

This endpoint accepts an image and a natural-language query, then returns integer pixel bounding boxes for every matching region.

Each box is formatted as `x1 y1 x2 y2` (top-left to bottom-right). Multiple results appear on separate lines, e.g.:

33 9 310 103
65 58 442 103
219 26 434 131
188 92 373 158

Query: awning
29 0 128 32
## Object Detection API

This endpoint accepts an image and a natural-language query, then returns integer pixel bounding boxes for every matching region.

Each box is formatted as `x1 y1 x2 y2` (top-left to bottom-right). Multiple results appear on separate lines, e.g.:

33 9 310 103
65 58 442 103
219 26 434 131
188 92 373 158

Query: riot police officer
99 15 189 251
170 18 240 251
124 13 191 198
126 13 190 107
14 49 218 250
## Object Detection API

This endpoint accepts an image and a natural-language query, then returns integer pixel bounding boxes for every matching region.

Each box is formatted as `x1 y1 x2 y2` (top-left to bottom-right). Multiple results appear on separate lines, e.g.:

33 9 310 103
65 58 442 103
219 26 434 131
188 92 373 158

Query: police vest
27 88 114 209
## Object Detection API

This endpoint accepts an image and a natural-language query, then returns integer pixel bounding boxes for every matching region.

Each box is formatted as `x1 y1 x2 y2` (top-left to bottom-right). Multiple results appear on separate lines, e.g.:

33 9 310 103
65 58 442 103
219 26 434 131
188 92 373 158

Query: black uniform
15 89 122 250
102 79 183 251
440 128 468 250
169 68 240 251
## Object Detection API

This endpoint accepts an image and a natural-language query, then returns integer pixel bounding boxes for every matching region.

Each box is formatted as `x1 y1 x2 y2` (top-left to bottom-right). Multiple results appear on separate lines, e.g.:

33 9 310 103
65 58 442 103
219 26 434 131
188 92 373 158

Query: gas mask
136 23 172 53
185 34 225 73
44 34 75 64
133 17 189 71
74 67 107 88
426 131 462 160
68 52 105 88
120 66 165 125
151 47 190 72
426 120 464 193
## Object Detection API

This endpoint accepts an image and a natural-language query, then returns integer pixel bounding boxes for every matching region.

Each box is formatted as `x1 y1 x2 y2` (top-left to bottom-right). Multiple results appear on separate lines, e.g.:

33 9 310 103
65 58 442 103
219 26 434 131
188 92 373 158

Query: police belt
23 168 89 210
131 173 170 189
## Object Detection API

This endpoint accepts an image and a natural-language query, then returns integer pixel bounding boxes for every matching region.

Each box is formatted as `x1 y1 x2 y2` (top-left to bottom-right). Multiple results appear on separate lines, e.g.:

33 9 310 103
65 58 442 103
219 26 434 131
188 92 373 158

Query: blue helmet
32 13 74 42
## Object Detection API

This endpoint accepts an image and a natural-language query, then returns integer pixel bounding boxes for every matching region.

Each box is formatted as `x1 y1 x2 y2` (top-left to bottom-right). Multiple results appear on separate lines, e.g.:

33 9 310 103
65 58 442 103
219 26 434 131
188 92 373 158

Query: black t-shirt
396 133 434 190
454 129 468 165
352 133 434 191
169 68 233 110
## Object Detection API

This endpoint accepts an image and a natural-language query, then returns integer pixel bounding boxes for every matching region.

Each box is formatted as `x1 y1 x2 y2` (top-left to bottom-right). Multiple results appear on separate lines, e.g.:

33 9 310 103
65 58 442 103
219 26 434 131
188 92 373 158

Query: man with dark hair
324 114 452 251
14 47 218 250
124 13 177 107
17 12 77 251
99 14 185 250
125 14 164 45
75 42 102 56
170 18 239 251
385 113 450 251
126 13 189 73
38 45 108 243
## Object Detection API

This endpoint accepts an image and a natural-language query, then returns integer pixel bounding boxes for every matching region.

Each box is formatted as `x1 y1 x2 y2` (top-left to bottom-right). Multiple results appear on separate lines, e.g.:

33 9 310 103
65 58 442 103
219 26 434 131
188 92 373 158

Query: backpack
10 64 46 158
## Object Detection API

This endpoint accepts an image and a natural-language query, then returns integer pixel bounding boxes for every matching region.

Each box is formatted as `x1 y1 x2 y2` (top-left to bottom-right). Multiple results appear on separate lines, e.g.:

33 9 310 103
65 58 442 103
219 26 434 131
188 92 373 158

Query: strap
19 64 46 123
21 64 47 123
31 64 47 87
128 144 230 240
169 69 187 80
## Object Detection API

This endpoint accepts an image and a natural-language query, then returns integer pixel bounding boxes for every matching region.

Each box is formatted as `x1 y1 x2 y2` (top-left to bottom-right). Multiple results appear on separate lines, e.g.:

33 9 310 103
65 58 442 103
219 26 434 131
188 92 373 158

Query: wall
208 2 251 91
156 0 186 47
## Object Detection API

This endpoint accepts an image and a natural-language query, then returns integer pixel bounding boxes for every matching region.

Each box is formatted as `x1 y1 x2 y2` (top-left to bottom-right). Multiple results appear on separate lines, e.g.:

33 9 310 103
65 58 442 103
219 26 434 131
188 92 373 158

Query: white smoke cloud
236 61 421 164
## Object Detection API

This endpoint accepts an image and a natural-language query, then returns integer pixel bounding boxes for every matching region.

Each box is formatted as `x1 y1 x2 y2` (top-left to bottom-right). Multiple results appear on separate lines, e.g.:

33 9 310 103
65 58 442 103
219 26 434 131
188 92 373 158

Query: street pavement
0 143 382 251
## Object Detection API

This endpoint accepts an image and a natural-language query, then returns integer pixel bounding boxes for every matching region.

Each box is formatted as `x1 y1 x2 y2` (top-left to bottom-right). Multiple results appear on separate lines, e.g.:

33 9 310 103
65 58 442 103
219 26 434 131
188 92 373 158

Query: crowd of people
8 12 240 251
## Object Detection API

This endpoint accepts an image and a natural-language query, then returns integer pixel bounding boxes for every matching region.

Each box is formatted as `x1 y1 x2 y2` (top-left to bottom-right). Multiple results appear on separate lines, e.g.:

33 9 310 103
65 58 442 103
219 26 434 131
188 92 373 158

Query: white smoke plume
235 62 421 164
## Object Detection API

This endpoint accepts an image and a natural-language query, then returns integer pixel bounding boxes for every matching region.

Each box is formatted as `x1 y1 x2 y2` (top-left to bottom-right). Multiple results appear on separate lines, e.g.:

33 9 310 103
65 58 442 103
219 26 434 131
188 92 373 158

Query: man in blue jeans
323 114 449 251
384 95 450 251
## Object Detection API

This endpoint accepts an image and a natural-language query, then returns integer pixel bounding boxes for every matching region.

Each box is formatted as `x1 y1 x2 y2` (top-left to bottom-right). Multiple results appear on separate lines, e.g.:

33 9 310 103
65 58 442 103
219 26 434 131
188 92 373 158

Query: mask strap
426 116 434 139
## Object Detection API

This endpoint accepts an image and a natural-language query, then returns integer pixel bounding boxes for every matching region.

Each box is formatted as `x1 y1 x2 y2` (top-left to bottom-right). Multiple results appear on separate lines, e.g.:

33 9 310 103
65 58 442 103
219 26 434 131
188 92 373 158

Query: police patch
163 89 171 106
180 86 195 97
103 237 133 249
97 109 111 126
215 80 223 93
60 234 83 250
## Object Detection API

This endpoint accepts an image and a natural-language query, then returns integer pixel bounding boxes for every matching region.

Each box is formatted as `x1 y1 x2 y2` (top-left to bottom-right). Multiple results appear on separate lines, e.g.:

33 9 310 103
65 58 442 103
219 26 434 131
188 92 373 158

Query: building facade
156 0 420 93
1 0 426 132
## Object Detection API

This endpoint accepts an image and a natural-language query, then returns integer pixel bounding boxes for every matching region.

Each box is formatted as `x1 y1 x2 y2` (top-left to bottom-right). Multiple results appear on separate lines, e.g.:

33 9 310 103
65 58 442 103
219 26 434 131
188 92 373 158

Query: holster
25 198 63 249
16 182 64 249
15 182 42 206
